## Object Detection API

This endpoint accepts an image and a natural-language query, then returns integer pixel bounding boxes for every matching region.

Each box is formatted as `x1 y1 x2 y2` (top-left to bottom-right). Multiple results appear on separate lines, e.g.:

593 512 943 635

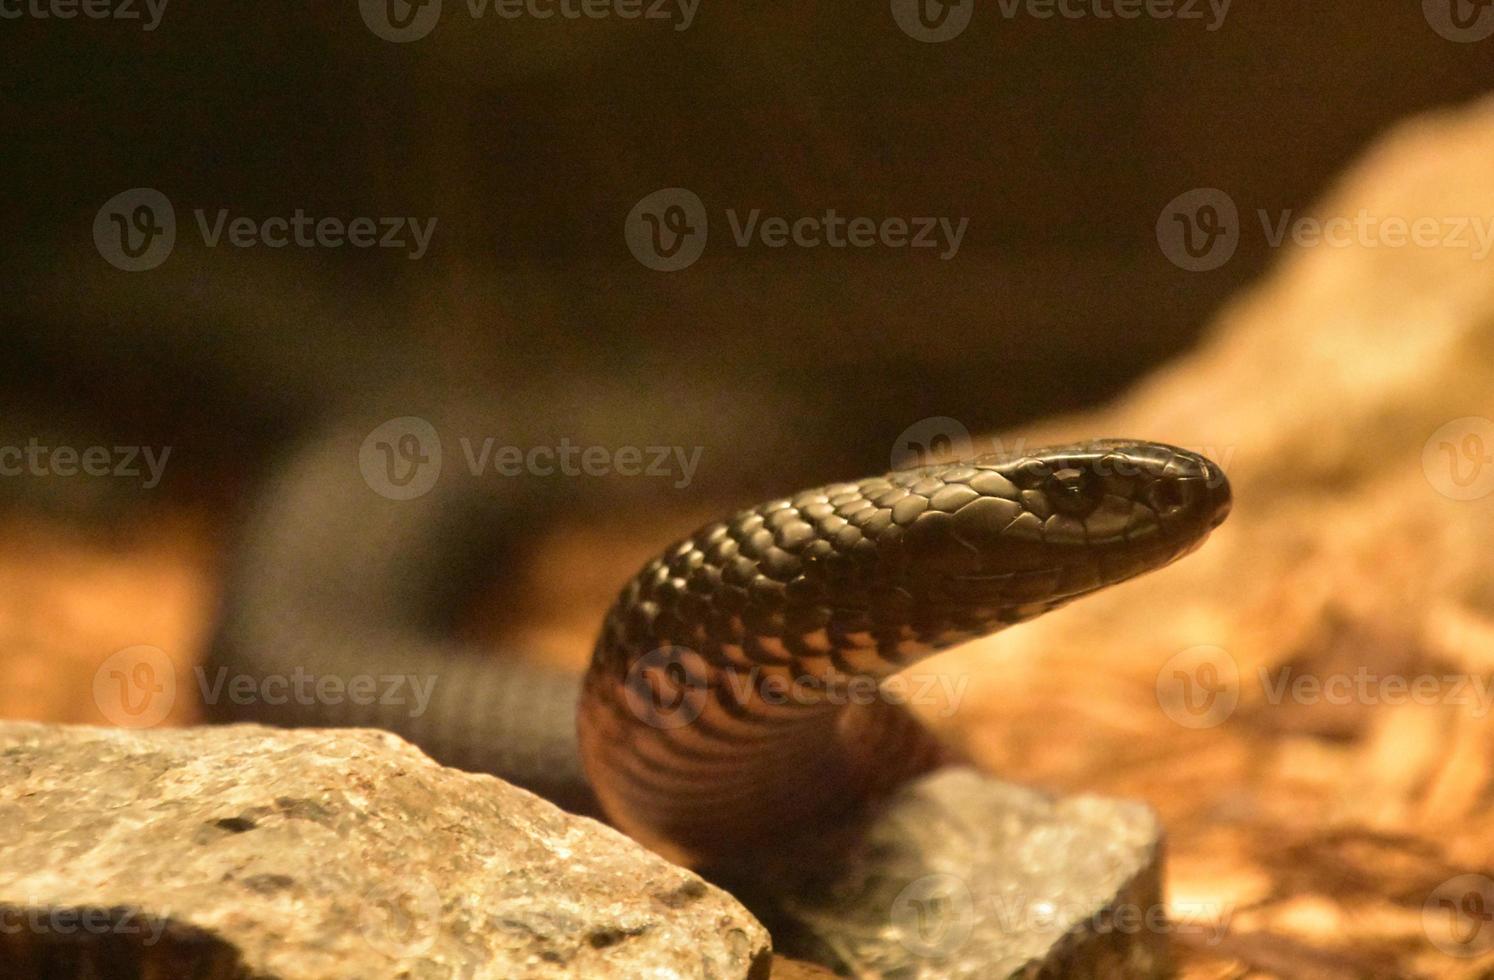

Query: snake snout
1142 446 1231 536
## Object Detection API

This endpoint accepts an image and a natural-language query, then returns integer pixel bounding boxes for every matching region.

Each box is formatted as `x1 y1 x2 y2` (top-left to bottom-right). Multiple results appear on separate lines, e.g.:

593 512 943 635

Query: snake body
210 420 1229 866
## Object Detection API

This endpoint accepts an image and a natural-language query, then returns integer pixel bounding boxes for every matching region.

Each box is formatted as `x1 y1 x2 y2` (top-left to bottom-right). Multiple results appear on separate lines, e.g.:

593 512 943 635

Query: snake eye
1045 466 1102 516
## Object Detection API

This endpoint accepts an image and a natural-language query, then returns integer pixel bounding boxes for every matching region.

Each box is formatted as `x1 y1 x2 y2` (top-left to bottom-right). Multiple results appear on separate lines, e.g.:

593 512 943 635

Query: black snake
206 402 1230 868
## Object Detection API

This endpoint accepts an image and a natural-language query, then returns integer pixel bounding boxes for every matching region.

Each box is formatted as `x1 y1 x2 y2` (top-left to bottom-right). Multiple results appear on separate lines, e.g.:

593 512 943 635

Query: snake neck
577 444 1230 866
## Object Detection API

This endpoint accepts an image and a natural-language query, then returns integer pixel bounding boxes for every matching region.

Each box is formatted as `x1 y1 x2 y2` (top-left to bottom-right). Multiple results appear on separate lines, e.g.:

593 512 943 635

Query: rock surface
720 768 1167 979
0 722 771 979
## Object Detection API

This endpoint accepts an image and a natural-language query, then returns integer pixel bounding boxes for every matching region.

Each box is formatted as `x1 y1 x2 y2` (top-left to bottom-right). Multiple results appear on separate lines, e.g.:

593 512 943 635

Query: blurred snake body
210 424 1229 867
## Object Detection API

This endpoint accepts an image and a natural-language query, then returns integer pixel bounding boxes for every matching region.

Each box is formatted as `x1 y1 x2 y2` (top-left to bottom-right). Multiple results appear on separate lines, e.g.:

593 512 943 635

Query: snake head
886 440 1231 617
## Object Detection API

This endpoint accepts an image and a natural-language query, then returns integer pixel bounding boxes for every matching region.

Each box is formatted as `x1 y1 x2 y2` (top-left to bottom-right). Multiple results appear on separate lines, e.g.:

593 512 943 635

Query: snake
207 408 1230 868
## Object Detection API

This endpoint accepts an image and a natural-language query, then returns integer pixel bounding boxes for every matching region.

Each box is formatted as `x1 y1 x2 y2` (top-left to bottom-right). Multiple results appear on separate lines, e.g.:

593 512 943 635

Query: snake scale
209 404 1230 868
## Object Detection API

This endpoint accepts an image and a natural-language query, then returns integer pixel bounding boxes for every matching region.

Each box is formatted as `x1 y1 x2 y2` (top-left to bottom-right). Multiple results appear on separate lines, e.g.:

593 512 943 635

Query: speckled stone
717 768 1168 979
0 722 771 980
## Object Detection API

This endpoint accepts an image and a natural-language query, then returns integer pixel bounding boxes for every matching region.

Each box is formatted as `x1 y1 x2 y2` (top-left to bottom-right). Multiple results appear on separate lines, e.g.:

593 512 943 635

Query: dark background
3 0 1492 490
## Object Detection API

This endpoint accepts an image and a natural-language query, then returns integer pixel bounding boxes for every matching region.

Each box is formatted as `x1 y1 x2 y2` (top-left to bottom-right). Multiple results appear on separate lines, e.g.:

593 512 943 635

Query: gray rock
0 722 771 980
716 768 1168 979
